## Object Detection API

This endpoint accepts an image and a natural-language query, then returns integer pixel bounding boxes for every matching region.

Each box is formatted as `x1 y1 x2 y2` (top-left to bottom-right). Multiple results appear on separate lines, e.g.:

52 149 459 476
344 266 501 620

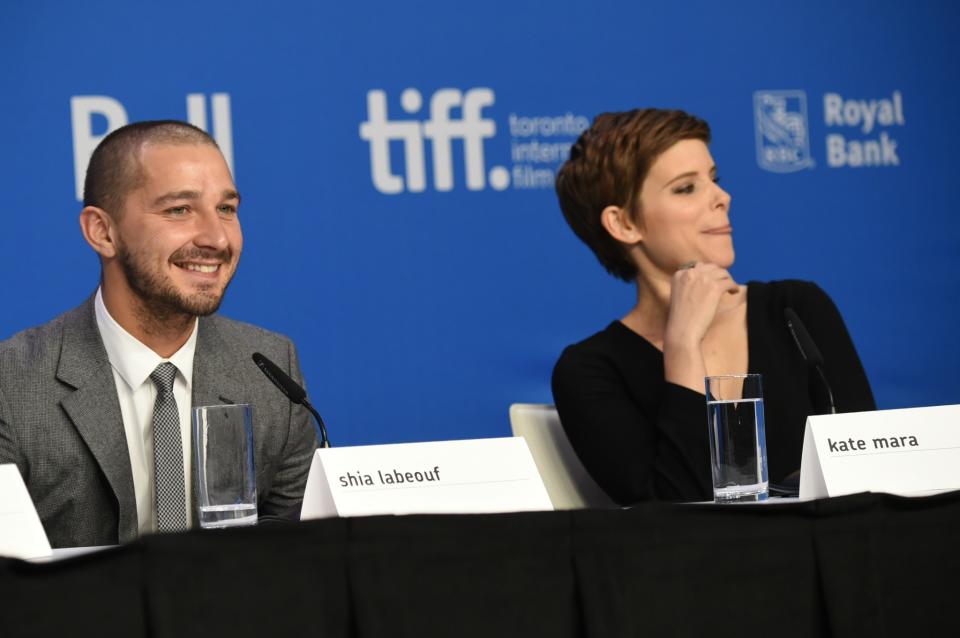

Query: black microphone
784 308 836 414
253 352 330 448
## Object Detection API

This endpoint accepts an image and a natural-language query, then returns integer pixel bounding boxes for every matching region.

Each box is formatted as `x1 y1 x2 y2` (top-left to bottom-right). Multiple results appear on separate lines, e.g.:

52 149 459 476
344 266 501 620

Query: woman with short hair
552 108 875 504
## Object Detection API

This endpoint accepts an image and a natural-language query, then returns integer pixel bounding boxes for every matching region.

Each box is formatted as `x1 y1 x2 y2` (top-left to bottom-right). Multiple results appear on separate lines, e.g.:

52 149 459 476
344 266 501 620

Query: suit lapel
193 317 246 408
56 297 139 544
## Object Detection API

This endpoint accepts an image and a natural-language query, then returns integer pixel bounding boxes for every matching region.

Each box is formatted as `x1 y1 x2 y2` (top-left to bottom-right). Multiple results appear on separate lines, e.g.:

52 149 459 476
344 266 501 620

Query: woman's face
634 138 733 274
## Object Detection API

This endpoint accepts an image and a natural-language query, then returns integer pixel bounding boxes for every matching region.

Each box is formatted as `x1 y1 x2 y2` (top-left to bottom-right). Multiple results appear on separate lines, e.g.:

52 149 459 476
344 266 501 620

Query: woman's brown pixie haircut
555 109 711 281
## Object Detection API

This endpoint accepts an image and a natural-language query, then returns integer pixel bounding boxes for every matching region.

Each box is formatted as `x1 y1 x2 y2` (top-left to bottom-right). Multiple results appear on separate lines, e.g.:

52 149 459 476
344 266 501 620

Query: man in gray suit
0 121 318 548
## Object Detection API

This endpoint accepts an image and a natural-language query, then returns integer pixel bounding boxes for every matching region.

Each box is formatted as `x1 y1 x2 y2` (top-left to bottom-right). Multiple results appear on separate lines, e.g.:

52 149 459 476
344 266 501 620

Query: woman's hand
662 262 740 392
664 262 740 348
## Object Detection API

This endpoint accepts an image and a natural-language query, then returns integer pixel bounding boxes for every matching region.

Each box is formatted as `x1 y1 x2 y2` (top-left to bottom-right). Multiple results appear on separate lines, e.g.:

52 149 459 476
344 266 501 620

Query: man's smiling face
112 142 243 320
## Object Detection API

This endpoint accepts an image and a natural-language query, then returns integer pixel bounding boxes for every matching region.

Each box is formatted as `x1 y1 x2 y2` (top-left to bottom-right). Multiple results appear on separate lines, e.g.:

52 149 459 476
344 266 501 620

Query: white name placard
799 404 960 499
301 437 553 519
0 464 52 560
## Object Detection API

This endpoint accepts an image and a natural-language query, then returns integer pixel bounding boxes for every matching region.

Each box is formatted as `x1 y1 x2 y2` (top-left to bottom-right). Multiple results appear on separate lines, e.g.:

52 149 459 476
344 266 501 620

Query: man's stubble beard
116 243 236 332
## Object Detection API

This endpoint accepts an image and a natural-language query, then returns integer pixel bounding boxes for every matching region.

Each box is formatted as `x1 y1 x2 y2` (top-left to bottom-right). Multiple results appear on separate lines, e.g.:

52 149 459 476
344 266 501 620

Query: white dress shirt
94 288 198 535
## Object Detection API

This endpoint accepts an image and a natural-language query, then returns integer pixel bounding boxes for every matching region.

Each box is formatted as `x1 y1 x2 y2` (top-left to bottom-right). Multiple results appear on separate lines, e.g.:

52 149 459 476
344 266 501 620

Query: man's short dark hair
82 120 219 217
555 109 711 282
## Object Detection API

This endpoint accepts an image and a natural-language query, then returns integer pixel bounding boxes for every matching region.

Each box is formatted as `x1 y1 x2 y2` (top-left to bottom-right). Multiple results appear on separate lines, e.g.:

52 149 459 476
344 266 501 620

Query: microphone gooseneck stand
252 352 331 448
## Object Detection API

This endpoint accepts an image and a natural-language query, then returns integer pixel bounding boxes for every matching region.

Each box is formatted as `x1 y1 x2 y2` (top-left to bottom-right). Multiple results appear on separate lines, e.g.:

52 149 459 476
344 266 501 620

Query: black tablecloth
2 491 958 637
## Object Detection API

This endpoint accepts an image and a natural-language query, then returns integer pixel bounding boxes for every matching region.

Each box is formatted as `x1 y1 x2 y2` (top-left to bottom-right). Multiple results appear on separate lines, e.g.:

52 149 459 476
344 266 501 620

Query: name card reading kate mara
300 437 553 519
799 404 960 499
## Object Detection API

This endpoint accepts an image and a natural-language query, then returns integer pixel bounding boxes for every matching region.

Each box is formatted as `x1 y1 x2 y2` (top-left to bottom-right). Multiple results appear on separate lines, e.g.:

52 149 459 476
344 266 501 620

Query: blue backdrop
2 0 957 445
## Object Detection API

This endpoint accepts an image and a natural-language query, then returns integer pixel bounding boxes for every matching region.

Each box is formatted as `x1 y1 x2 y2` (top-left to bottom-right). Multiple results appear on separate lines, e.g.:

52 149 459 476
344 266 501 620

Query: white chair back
509 403 616 510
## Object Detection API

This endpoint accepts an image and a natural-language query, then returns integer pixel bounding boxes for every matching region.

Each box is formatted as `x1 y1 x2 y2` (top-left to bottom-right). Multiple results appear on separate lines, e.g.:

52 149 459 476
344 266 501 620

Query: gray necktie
151 363 187 532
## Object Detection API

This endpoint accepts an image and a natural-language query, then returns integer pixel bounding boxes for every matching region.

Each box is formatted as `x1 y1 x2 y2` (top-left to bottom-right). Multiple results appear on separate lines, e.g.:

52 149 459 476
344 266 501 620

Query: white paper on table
0 463 52 560
799 404 960 499
301 437 553 519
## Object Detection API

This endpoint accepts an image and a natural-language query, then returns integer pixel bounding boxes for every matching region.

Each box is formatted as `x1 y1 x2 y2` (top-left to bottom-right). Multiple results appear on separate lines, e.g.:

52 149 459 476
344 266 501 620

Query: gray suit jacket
0 296 318 548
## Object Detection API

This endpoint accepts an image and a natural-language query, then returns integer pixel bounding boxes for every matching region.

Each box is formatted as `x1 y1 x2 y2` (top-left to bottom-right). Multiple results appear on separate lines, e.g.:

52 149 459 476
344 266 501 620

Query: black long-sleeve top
551 280 876 504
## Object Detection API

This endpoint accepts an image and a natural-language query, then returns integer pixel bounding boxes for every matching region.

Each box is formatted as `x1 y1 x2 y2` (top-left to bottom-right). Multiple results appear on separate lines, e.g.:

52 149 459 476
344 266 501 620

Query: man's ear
600 205 643 244
79 206 118 259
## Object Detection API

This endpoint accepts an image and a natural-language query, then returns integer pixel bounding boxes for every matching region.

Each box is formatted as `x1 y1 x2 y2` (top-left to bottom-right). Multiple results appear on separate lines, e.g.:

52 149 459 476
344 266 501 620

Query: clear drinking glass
192 404 258 528
704 374 769 503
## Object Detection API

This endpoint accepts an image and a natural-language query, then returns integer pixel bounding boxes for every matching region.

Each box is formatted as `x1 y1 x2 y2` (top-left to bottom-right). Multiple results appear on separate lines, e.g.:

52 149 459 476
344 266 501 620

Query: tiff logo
359 88 510 194
70 93 234 201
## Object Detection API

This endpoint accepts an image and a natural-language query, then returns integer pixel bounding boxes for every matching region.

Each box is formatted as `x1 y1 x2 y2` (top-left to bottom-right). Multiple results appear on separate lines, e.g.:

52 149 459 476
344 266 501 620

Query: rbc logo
359 88 510 194
753 90 814 173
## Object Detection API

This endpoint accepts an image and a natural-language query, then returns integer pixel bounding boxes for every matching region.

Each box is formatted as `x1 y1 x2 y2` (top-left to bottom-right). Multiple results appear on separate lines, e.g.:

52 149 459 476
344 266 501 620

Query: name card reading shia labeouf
300 437 553 519
799 404 960 499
